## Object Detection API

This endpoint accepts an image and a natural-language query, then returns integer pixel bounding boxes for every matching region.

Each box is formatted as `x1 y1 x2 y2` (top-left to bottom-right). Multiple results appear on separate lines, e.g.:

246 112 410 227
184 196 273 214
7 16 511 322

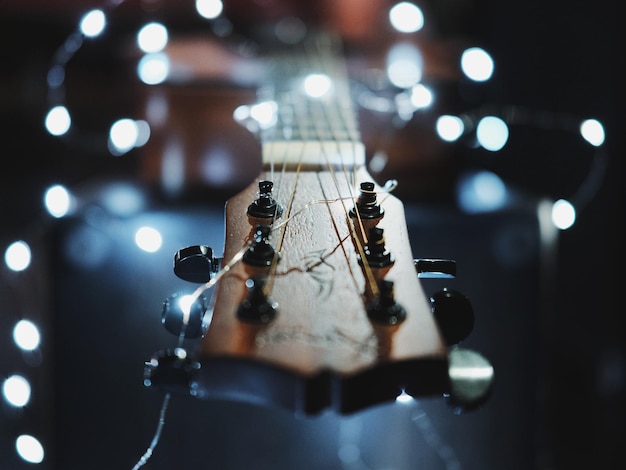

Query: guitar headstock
144 32 493 414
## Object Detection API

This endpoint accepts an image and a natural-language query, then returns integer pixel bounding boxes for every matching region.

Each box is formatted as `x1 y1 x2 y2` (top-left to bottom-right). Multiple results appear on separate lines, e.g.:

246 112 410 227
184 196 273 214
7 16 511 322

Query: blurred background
0 1 622 469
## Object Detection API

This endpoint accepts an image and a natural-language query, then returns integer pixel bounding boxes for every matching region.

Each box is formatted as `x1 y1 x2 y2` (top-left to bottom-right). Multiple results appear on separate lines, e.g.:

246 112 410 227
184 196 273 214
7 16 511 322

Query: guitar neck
259 33 365 170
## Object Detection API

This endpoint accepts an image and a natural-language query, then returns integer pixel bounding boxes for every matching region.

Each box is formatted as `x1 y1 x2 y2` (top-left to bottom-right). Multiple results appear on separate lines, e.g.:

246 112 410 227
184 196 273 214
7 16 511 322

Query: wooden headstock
145 32 492 415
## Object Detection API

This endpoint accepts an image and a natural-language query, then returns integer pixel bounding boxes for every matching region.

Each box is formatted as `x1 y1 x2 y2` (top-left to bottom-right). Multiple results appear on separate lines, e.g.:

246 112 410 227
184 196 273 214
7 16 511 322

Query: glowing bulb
13 320 41 351
250 101 278 129
196 0 223 19
303 73 333 98
109 118 139 153
5 240 31 272
16 435 45 464
552 199 576 230
436 115 465 142
137 53 170 85
79 9 106 38
2 375 31 407
476 116 509 151
44 184 72 218
135 226 162 253
389 2 424 33
409 83 433 108
137 22 168 53
395 389 414 404
45 106 71 136
461 47 494 82
580 119 605 147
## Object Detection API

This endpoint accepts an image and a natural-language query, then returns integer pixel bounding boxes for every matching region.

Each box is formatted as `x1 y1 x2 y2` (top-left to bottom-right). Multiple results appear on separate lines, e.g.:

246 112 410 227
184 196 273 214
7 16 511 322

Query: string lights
2 0 609 467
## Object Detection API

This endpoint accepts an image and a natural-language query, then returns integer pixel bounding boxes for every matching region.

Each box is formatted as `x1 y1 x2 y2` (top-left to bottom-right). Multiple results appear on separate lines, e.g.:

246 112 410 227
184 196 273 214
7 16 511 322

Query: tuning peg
144 348 200 394
430 289 474 346
367 279 406 325
349 182 384 221
247 180 283 219
237 277 278 324
359 227 395 268
446 347 494 413
161 292 207 339
242 225 278 267
414 258 456 278
174 245 220 283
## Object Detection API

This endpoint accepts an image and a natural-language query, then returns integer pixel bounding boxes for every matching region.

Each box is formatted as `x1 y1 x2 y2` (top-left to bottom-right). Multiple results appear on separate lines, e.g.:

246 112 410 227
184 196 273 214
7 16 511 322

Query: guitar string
304 34 381 298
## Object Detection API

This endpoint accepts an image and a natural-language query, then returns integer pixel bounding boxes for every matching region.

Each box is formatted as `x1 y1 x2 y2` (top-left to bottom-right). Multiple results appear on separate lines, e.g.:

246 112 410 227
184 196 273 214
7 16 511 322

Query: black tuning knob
237 277 278 324
430 289 474 346
161 292 207 339
242 225 278 267
414 258 456 278
174 245 220 283
367 280 406 325
349 182 384 220
247 180 283 219
144 348 200 394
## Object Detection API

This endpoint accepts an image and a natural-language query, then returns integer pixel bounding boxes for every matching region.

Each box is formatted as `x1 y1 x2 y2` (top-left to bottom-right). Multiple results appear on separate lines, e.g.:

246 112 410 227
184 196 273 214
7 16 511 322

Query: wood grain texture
200 167 446 377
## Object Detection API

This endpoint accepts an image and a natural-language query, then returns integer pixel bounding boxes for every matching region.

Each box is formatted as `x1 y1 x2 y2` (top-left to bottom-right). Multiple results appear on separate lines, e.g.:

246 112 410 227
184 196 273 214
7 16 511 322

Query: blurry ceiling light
137 22 168 53
303 73 333 98
436 115 465 142
196 0 223 19
45 106 71 136
476 116 509 151
4 240 32 272
580 118 605 147
461 47 494 82
137 53 170 85
250 101 278 129
389 2 425 33
16 435 45 464
13 319 41 351
79 9 106 38
2 375 31 408
395 389 414 404
44 184 72 218
551 199 576 230
135 226 163 253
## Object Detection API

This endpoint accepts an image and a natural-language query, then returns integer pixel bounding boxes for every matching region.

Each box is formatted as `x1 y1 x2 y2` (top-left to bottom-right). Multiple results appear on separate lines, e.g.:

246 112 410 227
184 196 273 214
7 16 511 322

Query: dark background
0 1 623 469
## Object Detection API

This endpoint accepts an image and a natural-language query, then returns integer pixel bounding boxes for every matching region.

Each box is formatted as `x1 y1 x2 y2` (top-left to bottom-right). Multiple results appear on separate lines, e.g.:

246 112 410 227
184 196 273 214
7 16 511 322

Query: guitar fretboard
259 34 365 168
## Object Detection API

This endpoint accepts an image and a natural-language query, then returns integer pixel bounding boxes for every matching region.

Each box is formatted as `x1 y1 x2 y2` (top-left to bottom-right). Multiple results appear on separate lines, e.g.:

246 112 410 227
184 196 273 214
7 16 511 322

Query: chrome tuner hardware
414 258 456 278
359 227 395 268
367 280 406 325
174 245 221 283
430 288 474 346
446 348 494 414
349 182 384 220
242 225 278 267
144 348 200 395
237 277 278 324
161 292 208 339
247 180 283 219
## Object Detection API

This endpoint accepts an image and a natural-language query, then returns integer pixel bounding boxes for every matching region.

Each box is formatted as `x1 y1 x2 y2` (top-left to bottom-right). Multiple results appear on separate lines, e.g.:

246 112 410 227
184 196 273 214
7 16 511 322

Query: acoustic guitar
144 27 493 416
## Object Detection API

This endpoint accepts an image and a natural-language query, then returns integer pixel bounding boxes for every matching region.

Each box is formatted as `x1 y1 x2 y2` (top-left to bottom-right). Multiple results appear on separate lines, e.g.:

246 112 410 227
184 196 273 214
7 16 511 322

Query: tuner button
430 289 474 346
414 259 456 279
174 245 218 283
161 293 207 338
367 280 406 325
237 277 278 324
446 347 494 413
